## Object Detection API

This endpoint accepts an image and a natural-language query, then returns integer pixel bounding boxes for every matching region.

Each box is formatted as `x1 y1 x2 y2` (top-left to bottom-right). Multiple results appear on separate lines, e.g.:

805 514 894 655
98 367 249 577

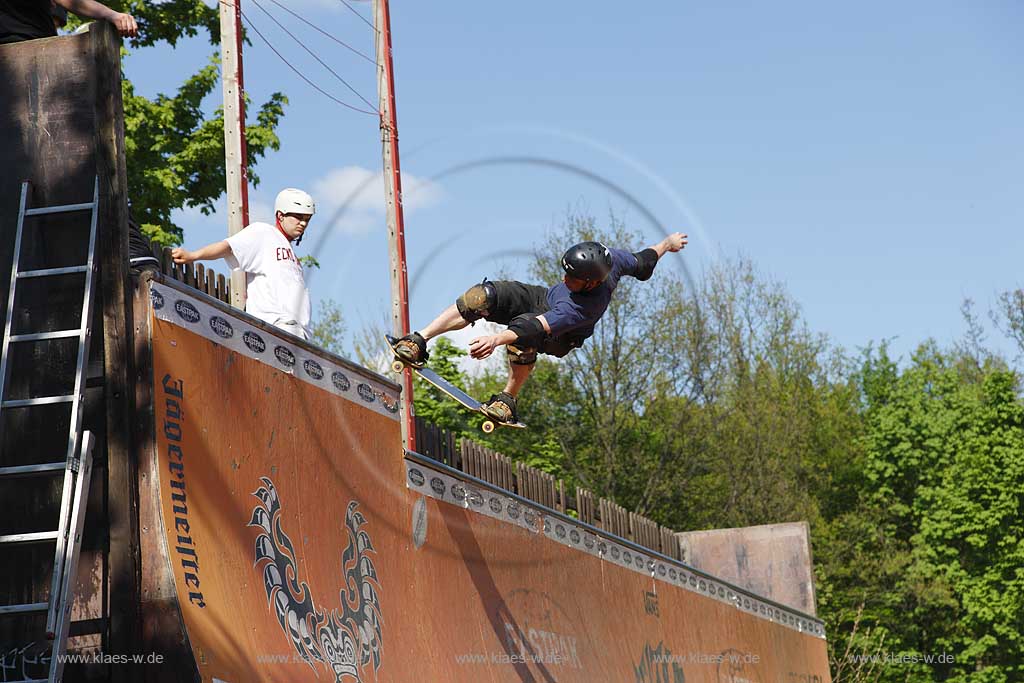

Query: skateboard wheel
391 360 405 374
481 421 495 434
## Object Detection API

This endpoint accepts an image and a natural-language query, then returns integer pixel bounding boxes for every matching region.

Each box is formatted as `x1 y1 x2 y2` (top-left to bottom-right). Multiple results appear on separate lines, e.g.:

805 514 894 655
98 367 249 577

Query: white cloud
174 166 439 239
311 165 442 235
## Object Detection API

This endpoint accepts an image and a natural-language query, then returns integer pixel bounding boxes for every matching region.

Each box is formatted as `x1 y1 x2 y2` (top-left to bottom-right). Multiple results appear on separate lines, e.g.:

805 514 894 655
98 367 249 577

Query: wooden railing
158 247 232 304
462 439 514 490
576 487 596 526
414 416 459 468
413 421 682 561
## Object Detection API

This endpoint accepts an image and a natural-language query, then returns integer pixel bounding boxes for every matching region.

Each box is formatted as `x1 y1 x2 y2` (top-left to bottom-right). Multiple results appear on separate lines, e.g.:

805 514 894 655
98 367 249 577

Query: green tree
818 343 1024 683
502 210 856 536
646 255 862 532
467 356 583 473
70 1 287 246
310 298 346 357
993 288 1024 361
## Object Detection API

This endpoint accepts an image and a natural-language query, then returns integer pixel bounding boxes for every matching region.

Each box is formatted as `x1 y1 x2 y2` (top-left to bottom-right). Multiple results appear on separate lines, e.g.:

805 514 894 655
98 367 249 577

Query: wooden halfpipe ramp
138 277 830 683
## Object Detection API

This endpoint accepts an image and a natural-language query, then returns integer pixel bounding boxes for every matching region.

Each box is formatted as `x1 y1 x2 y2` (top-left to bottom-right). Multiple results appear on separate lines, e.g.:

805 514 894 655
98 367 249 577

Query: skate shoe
481 391 518 424
393 332 429 367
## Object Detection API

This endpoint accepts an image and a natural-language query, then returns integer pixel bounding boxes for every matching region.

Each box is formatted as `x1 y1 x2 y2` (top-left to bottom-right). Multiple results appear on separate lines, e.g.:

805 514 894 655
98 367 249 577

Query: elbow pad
633 248 659 281
508 316 546 348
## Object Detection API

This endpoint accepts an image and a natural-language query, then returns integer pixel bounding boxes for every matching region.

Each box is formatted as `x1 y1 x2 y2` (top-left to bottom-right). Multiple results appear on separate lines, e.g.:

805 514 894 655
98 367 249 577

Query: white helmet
274 188 316 216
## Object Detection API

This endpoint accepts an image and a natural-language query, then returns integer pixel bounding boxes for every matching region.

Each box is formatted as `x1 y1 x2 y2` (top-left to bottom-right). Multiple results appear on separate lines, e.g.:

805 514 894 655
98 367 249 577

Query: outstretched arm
57 0 138 37
633 232 688 280
170 241 232 265
648 232 688 257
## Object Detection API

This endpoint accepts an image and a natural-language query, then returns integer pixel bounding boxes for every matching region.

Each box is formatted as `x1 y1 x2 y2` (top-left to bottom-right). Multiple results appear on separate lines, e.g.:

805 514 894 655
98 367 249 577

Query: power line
250 0 379 112
263 0 376 65
240 8 379 116
336 0 376 32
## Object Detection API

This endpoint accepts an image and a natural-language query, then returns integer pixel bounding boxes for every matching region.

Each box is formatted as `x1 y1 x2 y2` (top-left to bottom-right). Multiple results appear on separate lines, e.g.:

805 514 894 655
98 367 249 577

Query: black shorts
475 280 585 358
483 280 549 324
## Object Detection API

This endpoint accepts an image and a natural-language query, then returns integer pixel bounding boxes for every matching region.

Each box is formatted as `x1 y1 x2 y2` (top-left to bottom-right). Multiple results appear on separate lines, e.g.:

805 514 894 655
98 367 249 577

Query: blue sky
123 1 1023 362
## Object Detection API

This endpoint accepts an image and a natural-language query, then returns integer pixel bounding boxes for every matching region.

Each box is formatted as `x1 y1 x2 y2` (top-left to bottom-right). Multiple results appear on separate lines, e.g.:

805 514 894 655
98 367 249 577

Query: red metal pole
376 0 415 450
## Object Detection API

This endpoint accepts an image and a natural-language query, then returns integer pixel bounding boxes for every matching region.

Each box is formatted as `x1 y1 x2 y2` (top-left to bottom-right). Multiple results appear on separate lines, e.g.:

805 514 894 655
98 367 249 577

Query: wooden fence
158 247 232 304
416 424 682 560
414 416 459 468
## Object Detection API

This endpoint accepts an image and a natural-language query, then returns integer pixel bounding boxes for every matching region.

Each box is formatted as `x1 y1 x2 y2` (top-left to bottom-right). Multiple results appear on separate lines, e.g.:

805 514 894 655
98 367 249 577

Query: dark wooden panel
0 25 130 679
88 22 139 678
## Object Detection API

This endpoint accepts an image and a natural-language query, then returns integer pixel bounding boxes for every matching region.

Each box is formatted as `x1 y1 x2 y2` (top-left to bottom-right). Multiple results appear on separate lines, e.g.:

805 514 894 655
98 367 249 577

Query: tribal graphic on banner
249 477 383 682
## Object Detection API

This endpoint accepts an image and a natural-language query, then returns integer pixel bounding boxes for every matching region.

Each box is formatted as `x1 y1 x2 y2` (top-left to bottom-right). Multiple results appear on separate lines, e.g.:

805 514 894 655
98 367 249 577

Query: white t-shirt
225 222 311 340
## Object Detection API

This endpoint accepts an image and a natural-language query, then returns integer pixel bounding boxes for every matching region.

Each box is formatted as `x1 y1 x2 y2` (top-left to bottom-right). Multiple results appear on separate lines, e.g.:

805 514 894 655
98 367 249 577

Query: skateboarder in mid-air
392 232 689 424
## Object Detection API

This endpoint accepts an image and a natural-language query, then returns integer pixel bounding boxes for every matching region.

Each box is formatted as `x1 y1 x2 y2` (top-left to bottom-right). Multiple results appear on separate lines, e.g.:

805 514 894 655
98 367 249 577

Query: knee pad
541 336 581 359
456 280 497 323
506 343 538 366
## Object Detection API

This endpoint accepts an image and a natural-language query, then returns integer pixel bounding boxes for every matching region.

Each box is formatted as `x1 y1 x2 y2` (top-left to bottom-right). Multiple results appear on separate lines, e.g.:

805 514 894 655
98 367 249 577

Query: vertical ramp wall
140 278 830 683
677 522 819 616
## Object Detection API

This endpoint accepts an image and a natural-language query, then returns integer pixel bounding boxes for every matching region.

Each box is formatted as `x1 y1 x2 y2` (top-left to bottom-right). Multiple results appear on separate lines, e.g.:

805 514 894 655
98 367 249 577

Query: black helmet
561 241 612 281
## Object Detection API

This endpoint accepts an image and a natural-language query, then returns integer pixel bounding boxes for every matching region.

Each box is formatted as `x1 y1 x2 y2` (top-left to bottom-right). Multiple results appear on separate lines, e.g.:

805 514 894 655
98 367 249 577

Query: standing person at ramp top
0 0 138 43
171 189 316 341
392 232 689 424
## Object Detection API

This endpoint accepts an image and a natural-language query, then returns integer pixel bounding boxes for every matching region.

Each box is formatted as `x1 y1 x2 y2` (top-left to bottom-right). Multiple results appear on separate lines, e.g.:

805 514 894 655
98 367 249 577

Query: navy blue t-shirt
544 248 640 340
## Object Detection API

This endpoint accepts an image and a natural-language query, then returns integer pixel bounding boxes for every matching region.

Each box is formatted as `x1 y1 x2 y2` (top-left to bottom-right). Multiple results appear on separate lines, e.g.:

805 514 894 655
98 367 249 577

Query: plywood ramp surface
142 281 829 683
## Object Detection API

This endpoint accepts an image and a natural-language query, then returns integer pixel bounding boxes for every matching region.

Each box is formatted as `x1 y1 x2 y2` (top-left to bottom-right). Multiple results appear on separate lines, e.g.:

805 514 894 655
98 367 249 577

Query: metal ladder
0 178 100 683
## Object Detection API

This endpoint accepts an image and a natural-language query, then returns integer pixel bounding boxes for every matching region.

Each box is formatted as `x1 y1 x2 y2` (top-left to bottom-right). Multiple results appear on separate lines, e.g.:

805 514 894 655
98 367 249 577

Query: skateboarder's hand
662 232 688 253
469 335 502 359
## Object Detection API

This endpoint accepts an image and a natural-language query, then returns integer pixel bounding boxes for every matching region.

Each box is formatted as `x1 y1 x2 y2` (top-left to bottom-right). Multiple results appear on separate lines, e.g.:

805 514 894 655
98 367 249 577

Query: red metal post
232 0 250 227
376 0 415 451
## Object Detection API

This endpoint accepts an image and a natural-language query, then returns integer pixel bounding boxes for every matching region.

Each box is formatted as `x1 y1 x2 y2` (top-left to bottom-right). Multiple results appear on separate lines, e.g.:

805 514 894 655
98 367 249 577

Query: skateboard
385 334 526 433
